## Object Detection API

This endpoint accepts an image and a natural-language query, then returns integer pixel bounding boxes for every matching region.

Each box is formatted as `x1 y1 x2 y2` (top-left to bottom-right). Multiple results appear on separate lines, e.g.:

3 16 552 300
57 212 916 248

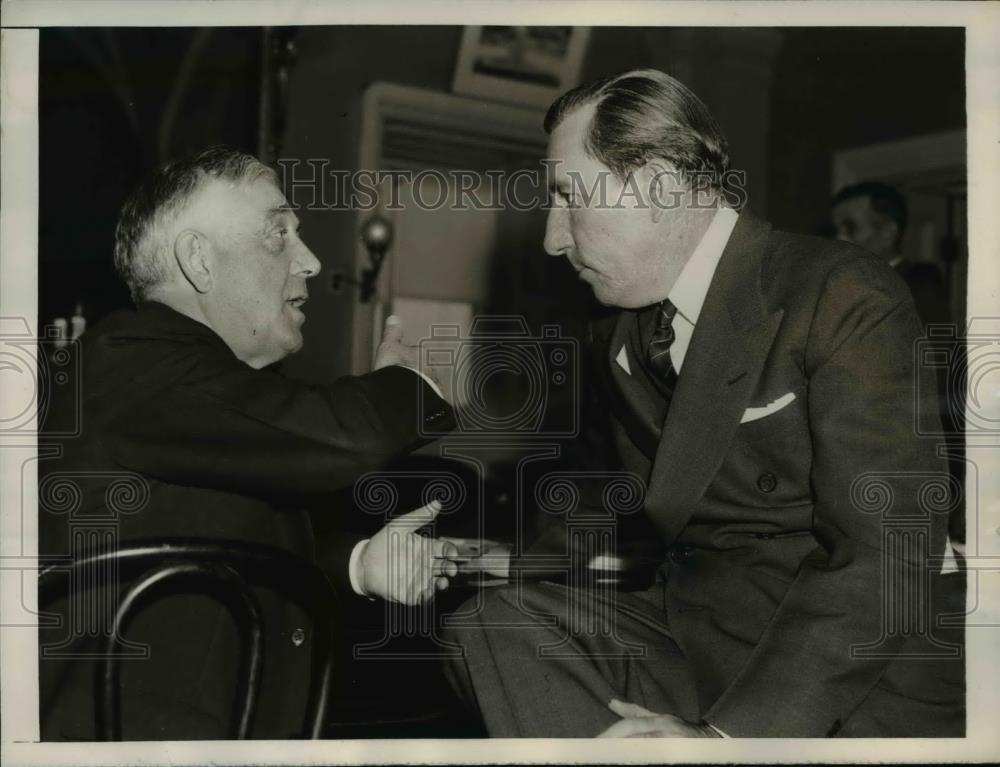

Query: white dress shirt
665 206 740 373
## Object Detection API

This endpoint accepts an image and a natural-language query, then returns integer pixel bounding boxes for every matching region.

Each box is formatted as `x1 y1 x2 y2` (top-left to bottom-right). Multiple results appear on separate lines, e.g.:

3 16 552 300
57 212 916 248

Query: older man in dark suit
39 146 458 739
444 70 963 738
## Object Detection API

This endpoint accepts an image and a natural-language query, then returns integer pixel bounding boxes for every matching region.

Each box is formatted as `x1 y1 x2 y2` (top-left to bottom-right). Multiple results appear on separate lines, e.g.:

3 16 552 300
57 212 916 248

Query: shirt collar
668 206 740 326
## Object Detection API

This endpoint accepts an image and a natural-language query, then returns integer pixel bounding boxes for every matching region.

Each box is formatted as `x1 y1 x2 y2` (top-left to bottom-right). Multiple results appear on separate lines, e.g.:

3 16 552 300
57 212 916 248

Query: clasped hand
357 500 459 604
597 700 720 738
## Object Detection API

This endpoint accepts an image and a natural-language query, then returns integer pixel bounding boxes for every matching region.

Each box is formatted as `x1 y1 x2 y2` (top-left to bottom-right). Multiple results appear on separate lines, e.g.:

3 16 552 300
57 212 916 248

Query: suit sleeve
103 361 454 504
704 258 949 736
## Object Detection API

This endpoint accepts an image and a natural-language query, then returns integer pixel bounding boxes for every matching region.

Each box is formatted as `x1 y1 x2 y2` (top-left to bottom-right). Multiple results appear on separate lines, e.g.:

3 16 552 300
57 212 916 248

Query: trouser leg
443 580 699 737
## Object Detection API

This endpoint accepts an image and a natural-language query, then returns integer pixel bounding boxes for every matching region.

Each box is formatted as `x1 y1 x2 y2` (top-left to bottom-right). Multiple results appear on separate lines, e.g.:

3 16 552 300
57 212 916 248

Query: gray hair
113 145 278 302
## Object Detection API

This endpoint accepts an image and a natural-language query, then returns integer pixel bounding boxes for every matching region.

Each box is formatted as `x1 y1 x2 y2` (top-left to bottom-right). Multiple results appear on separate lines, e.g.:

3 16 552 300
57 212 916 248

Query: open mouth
285 296 307 309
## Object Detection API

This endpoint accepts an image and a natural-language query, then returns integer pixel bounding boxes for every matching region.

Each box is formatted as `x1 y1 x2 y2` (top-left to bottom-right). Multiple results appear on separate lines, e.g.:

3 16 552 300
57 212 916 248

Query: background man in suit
831 180 951 326
832 181 964 549
39 146 459 739
444 70 962 738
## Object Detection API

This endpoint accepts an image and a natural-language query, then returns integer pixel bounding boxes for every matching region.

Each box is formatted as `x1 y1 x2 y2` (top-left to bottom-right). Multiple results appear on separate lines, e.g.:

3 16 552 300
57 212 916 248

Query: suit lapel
645 211 783 544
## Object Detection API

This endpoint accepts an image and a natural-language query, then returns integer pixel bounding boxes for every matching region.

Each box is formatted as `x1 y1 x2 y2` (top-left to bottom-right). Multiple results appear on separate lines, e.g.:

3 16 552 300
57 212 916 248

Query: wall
766 27 965 235
38 28 262 326
279 27 463 383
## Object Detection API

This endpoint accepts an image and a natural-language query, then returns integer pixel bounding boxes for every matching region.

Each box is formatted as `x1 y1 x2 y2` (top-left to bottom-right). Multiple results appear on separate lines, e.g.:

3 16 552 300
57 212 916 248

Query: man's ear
643 159 683 223
173 230 213 293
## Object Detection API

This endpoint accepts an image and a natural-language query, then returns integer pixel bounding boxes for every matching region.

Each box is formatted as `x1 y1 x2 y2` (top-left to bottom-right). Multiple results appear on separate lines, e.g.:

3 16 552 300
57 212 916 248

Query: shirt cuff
705 722 729 738
348 538 374 598
398 364 445 400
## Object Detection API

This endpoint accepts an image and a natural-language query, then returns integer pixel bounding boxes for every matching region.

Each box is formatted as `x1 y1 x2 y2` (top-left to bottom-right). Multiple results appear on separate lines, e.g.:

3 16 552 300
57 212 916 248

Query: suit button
757 473 777 493
668 545 694 564
291 628 306 647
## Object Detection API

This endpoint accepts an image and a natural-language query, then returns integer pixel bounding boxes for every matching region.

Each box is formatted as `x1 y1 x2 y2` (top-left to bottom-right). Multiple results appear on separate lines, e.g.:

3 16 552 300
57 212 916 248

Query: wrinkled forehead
207 169 284 204
185 172 289 227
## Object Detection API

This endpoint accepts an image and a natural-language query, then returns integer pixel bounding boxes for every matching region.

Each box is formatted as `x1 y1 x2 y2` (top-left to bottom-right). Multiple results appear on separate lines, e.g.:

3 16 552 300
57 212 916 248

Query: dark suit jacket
896 259 951 326
530 212 962 736
38 301 453 739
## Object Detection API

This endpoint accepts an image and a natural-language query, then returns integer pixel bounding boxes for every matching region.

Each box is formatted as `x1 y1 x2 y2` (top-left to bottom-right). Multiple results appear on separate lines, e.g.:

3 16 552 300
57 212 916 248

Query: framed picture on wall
452 26 591 108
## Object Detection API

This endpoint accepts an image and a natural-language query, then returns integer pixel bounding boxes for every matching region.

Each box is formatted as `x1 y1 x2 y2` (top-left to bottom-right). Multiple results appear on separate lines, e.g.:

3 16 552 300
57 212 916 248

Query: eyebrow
266 205 300 225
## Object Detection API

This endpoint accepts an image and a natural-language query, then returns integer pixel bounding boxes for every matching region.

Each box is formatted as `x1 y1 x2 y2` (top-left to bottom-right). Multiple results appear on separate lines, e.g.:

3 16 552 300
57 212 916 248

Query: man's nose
543 208 572 257
293 241 322 278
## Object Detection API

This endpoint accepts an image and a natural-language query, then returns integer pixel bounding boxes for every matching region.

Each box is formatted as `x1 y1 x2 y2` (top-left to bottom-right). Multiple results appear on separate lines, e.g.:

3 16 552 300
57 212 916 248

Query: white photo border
2 2 999 765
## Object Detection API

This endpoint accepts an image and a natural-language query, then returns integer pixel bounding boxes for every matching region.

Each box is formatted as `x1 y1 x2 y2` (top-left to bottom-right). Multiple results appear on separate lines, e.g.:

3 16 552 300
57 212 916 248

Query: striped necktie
646 299 679 395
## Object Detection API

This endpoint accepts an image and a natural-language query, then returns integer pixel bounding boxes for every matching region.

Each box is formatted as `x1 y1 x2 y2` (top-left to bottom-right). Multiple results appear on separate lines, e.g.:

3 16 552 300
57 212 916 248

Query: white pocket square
615 344 632 376
741 392 796 423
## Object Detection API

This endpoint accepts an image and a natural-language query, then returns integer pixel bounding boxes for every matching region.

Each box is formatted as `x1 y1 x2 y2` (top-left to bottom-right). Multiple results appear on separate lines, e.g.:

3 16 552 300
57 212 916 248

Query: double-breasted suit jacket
525 211 962 736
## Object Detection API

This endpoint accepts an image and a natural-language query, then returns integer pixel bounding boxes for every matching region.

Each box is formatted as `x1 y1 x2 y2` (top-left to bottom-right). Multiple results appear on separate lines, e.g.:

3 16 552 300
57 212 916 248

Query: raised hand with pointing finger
374 314 417 370
373 314 447 402
357 499 460 605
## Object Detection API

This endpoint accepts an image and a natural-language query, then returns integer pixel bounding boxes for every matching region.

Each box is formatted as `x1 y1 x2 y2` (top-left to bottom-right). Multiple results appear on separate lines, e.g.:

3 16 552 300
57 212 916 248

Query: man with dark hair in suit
832 180 964 551
831 180 951 326
39 146 459 739
444 70 962 738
